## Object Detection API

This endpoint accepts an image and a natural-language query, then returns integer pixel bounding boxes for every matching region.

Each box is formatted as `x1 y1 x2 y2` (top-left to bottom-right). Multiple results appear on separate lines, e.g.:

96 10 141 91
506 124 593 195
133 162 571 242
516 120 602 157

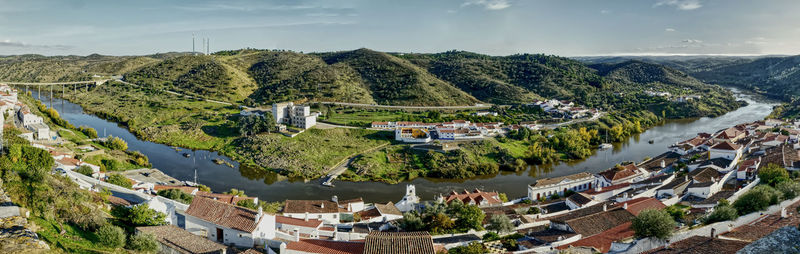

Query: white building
28 123 50 140
395 185 420 212
272 102 317 129
17 107 44 127
282 200 341 225
528 172 598 201
276 215 324 238
184 197 276 248
708 141 743 161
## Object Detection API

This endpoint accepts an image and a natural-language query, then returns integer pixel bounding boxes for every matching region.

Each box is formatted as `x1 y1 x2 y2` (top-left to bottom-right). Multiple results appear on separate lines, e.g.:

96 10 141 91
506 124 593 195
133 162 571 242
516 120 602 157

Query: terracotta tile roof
645 236 749 254
276 215 323 228
679 136 709 147
284 200 340 214
239 249 263 254
549 202 613 223
531 172 595 187
599 164 641 182
285 239 364 254
363 232 435 254
527 228 577 243
612 197 665 216
709 141 741 151
557 222 633 253
567 192 593 206
195 191 254 205
185 197 266 233
137 225 227 254
715 127 743 140
374 202 402 216
443 189 501 206
689 167 722 183
565 208 635 237
56 157 81 167
106 195 132 206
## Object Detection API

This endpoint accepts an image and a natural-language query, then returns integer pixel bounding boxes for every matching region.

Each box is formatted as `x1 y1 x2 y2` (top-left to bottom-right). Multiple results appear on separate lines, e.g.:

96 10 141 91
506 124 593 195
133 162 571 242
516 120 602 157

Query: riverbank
27 84 774 203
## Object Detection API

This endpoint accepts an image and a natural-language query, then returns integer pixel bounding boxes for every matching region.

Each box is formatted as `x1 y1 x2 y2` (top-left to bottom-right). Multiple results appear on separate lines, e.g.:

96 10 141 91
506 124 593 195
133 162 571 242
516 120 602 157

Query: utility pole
192 33 196 55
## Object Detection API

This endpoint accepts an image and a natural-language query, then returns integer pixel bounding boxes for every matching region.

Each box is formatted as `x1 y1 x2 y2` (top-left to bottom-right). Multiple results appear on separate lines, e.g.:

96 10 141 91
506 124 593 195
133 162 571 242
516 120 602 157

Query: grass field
32 217 121 253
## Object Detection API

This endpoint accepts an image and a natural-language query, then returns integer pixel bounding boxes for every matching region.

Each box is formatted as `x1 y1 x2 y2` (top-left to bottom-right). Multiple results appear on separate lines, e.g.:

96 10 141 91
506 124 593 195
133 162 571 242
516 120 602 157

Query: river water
33 89 776 203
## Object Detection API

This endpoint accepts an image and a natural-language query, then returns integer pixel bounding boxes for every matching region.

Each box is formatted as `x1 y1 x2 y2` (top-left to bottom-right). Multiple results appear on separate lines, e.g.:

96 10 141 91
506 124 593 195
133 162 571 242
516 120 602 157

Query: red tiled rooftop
557 222 634 253
276 215 323 228
285 239 364 254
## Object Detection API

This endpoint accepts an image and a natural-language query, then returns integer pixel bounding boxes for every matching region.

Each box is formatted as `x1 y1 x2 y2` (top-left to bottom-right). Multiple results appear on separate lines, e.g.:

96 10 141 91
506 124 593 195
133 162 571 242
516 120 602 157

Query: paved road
63 169 151 204
1 80 104 85
318 101 496 110
540 112 606 129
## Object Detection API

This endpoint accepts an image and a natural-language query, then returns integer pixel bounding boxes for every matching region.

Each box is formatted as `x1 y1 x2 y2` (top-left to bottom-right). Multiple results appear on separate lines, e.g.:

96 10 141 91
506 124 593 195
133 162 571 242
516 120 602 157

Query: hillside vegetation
0 49 738 111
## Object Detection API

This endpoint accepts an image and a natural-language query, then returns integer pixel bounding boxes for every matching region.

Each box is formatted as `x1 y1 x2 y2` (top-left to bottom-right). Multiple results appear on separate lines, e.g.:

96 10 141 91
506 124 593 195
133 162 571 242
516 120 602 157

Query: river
32 89 776 203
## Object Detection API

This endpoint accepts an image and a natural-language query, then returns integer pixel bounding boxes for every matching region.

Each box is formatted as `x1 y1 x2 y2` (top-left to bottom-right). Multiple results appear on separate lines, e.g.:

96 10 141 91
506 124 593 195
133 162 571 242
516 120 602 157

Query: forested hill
576 54 800 101
0 49 737 112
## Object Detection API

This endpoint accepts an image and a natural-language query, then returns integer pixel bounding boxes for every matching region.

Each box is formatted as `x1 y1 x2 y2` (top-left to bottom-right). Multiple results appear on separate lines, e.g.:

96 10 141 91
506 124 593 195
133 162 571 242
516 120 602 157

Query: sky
1 0 799 56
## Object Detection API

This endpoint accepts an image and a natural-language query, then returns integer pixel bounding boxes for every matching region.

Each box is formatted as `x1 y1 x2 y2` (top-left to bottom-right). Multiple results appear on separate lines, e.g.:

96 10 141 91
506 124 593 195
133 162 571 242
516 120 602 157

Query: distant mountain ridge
0 49 736 111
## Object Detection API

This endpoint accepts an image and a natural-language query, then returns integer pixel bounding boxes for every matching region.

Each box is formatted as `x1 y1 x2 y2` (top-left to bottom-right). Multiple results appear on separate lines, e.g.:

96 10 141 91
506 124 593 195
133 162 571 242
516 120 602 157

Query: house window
239 234 243 238
318 215 322 219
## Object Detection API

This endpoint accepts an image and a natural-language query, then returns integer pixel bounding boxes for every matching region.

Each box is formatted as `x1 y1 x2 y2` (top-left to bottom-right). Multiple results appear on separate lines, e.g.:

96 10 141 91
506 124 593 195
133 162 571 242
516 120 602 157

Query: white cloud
462 0 511 11
665 28 676 32
600 9 611 14
744 37 768 45
654 0 702 11
682 39 703 43
446 9 458 14
0 39 72 50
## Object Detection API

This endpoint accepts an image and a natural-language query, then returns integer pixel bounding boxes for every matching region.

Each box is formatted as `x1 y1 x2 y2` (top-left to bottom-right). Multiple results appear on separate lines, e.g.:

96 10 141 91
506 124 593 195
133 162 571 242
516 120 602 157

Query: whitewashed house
184 197 276 248
283 200 341 224
708 141 743 162
528 172 598 201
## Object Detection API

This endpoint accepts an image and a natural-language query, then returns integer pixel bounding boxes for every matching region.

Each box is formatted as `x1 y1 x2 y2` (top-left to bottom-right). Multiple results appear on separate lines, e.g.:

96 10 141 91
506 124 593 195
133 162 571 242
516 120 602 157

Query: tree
453 205 485 232
106 174 132 189
428 213 455 234
776 181 800 199
96 224 125 248
398 212 424 231
664 205 686 222
157 189 193 204
703 206 738 224
482 232 500 241
527 207 540 214
196 184 211 192
486 214 514 233
112 204 167 227
127 232 160 252
734 185 783 215
498 193 509 203
75 165 94 176
225 188 247 197
79 126 98 139
448 242 486 254
759 164 790 186
631 209 675 240
105 136 128 151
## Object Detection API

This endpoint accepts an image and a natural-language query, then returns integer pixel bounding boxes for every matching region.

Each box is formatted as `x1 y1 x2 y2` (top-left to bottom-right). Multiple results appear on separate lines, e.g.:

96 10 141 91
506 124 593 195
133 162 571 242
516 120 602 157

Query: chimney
623 202 628 210
603 204 607 211
661 160 666 168
331 195 338 204
305 212 309 222
781 207 788 218
710 228 716 238
321 203 325 209
294 229 300 242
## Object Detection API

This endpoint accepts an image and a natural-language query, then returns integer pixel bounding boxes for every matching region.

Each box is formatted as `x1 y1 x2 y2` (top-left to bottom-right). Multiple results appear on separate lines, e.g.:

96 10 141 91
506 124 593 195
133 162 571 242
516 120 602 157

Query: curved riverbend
33 89 776 203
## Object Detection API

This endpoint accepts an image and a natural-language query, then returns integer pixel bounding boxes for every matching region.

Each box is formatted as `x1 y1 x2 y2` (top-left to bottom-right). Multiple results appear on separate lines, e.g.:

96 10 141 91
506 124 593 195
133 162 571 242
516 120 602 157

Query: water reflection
31 89 777 202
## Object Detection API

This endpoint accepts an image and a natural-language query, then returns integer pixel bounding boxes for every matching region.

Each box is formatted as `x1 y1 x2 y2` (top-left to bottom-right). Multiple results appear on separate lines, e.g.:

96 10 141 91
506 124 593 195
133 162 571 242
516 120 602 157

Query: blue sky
1 0 798 56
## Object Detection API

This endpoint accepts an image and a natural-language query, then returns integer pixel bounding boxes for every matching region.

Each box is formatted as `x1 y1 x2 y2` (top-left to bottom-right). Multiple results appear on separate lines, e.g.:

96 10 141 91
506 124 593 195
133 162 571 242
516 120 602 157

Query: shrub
111 204 167 227
127 232 160 252
776 181 800 199
106 174 132 188
759 164 790 186
101 158 122 171
105 136 128 151
486 214 514 233
733 185 783 215
631 209 675 240
703 206 738 224
75 165 94 176
482 232 500 241
95 224 125 248
157 189 193 204
527 206 540 214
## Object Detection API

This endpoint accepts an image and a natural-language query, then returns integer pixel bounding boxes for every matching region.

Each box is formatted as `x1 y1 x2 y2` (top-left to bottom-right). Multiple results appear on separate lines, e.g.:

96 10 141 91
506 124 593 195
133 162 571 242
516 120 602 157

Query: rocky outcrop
0 182 49 253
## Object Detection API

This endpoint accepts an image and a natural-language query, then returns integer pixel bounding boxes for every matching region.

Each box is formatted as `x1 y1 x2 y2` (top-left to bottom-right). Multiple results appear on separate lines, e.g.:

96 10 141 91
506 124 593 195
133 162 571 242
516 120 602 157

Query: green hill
0 49 740 112
689 55 800 100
